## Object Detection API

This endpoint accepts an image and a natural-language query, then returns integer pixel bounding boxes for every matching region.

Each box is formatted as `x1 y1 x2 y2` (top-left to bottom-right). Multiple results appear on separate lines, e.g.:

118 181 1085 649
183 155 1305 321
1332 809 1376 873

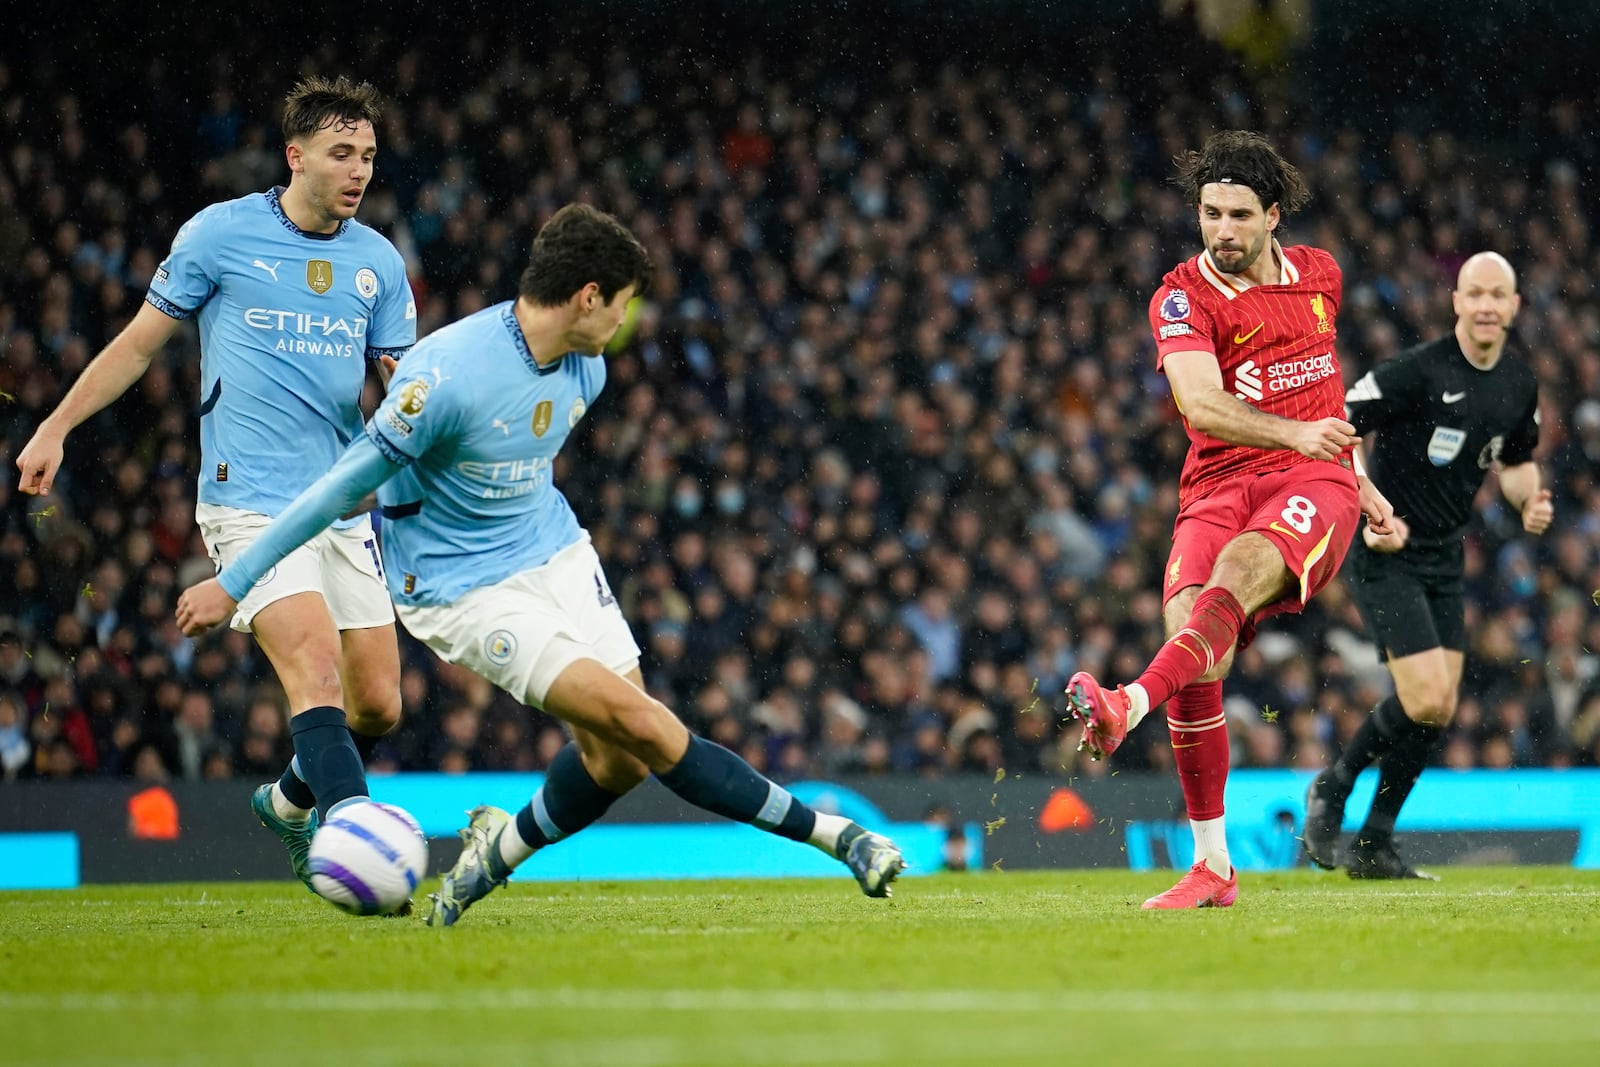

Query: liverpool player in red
1065 131 1394 909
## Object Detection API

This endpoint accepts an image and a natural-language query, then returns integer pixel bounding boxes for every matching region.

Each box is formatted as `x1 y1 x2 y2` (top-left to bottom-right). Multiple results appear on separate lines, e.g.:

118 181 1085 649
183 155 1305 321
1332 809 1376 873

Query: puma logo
491 418 511 436
251 259 282 282
1233 323 1265 345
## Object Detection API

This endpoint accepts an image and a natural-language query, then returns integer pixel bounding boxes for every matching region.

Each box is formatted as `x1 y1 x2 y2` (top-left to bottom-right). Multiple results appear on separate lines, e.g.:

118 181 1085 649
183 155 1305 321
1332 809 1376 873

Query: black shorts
1345 538 1466 659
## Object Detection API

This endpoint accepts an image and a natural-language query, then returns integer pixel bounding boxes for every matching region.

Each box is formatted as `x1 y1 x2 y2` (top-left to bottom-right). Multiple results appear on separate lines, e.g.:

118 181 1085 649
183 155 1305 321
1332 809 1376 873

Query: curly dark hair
520 204 655 306
282 75 383 143
1173 130 1311 215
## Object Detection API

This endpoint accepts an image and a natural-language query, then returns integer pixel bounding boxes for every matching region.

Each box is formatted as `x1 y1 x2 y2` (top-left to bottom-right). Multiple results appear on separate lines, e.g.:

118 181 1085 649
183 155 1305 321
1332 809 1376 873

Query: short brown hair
520 204 654 306
282 76 383 143
1173 130 1311 216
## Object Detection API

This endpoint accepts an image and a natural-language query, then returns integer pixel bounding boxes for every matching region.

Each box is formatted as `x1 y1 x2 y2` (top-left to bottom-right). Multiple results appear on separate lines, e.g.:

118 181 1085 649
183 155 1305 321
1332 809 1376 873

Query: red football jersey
1148 242 1349 508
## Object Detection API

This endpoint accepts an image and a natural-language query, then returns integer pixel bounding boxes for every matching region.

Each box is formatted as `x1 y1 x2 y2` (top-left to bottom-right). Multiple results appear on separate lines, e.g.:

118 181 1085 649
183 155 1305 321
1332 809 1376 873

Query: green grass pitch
5 868 1599 1066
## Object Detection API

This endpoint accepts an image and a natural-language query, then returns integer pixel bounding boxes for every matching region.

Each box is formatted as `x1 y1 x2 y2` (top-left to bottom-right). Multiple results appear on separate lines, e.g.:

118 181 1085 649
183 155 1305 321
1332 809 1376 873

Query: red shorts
1164 464 1360 625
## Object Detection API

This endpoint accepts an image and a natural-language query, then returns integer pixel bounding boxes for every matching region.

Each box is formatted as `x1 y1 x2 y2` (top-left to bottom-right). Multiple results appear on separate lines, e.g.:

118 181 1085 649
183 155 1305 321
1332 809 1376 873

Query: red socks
1167 680 1228 821
1135 587 1247 709
1133 587 1243 824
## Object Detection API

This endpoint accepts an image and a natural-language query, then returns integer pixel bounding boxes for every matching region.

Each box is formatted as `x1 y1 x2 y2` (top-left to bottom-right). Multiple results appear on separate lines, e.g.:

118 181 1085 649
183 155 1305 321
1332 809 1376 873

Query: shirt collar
501 302 565 376
267 186 347 241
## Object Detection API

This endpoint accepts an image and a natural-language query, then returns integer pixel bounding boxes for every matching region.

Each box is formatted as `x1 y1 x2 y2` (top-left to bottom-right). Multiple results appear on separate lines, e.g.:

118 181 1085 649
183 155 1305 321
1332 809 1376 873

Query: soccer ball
307 801 428 916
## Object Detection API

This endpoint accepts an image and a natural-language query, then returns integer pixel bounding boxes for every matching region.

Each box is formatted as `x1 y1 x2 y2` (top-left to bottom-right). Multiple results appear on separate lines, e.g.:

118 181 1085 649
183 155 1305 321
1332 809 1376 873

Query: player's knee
344 674 401 733
1410 686 1457 728
346 697 401 737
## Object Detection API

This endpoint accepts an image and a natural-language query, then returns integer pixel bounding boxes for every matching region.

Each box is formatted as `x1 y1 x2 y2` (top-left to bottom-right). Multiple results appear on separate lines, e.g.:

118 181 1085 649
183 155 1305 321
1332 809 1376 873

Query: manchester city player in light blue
178 204 905 923
19 77 414 890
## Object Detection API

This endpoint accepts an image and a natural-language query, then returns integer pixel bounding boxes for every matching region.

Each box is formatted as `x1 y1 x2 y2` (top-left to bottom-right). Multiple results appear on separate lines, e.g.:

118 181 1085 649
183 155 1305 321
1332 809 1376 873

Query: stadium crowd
2 11 1599 788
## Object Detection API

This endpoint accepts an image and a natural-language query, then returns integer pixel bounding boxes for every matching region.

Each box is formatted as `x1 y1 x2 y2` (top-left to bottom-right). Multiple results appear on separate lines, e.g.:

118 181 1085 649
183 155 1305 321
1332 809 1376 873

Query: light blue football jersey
366 302 604 606
147 187 414 523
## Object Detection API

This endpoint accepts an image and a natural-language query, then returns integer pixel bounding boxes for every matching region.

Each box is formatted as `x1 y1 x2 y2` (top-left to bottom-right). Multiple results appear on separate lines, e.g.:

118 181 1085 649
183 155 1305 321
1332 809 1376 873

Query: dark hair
1173 130 1310 215
519 204 654 306
282 76 383 143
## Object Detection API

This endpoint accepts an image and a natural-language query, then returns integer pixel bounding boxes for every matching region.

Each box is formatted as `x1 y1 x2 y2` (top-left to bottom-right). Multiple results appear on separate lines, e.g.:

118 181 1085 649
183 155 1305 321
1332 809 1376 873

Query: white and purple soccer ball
307 801 428 916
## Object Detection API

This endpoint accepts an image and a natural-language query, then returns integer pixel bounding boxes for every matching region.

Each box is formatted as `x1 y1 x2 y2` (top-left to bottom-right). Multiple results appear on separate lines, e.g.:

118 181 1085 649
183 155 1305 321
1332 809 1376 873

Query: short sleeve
366 247 417 357
1501 385 1542 465
1150 282 1216 371
368 363 454 463
146 207 222 318
1345 355 1418 435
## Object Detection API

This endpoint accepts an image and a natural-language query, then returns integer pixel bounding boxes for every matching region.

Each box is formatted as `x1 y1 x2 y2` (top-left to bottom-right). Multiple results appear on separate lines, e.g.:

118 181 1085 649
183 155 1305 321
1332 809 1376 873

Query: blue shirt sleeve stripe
145 291 196 320
366 422 414 465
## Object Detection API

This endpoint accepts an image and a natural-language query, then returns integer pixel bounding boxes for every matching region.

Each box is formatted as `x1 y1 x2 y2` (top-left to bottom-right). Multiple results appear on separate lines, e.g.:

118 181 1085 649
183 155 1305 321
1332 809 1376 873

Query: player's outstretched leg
532 665 905 901
427 805 514 927
1142 862 1239 910
655 734 906 898
1301 770 1347 870
250 779 318 892
1345 835 1438 881
1064 671 1131 760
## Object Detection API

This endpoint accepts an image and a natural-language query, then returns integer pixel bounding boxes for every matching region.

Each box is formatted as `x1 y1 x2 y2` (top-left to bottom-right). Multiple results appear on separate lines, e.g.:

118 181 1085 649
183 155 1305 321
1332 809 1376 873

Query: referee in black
1303 251 1552 879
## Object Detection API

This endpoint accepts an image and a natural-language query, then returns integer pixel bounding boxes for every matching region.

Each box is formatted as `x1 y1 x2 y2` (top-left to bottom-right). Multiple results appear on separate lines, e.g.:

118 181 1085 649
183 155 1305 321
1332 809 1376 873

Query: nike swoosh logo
1171 741 1204 749
1442 391 1466 404
1233 323 1265 345
1268 521 1302 542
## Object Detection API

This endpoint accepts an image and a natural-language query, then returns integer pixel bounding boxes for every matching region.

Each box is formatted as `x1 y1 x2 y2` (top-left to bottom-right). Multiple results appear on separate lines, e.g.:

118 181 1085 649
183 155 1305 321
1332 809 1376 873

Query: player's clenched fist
175 578 238 637
1362 513 1410 553
1292 416 1360 461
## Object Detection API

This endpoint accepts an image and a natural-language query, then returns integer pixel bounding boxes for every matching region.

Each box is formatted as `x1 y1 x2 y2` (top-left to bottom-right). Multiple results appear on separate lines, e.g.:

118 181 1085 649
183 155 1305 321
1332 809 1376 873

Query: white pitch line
4 988 1598 1017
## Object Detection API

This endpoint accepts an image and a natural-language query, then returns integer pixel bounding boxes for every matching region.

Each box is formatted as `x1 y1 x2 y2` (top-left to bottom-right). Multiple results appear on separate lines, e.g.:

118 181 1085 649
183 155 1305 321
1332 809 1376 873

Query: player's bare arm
1349 443 1397 536
16 301 182 495
1355 477 1397 538
1498 461 1553 534
1164 349 1361 459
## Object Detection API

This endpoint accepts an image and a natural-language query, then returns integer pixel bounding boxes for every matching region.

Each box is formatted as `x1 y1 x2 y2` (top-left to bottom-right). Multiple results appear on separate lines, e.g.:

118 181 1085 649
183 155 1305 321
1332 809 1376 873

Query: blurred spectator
898 587 961 683
170 690 217 781
0 690 30 780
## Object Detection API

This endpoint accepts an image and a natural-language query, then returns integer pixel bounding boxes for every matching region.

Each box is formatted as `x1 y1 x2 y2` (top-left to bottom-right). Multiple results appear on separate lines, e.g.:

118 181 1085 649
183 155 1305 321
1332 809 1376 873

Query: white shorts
196 503 395 633
395 536 640 707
